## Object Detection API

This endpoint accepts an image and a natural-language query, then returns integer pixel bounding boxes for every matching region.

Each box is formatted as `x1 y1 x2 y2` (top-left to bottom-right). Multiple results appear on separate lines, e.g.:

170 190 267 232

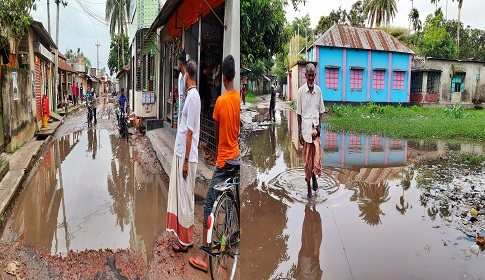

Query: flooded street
0 105 211 279
1 128 167 260
241 108 485 280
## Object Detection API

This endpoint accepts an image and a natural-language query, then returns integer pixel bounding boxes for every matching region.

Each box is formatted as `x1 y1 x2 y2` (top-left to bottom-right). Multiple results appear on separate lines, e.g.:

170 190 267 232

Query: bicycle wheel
209 193 240 280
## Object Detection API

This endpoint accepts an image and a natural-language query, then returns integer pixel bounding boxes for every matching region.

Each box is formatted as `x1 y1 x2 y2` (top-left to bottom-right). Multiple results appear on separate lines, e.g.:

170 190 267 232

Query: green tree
64 48 92 72
106 0 131 66
408 8 422 33
0 0 36 60
282 0 307 11
315 7 348 35
107 35 129 75
348 0 366 27
418 9 457 59
241 0 287 66
364 0 398 27
315 15 334 35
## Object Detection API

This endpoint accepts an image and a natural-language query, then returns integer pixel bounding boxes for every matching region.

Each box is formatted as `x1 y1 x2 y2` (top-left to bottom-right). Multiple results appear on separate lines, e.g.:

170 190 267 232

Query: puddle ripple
265 168 340 205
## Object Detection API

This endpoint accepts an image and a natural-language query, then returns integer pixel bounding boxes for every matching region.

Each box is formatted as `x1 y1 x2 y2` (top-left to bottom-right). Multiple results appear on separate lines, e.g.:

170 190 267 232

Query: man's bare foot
189 256 208 273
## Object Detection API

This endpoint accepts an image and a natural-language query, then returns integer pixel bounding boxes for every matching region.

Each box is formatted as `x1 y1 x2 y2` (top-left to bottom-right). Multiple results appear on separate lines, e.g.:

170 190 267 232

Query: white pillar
222 0 240 91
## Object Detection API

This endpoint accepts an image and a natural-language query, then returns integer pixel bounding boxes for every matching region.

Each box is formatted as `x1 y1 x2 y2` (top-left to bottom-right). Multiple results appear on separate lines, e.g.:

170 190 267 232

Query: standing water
241 109 485 279
1 128 168 261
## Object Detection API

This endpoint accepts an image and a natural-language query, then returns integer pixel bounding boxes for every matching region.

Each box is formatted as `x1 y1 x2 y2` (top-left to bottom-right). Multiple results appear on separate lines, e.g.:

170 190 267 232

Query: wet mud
241 107 485 279
0 104 211 279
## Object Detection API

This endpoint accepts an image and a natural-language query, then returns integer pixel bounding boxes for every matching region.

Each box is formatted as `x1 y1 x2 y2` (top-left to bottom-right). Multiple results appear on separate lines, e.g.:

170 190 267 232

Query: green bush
245 92 257 103
442 104 469 119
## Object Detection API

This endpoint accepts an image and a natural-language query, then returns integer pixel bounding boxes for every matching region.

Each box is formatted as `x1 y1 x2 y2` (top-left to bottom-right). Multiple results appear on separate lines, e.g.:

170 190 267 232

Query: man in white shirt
166 59 201 252
297 63 325 197
177 51 187 124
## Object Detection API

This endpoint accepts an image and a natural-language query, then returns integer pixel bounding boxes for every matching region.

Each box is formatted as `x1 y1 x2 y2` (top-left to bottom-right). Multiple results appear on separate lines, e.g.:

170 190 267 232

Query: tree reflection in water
396 167 414 215
349 181 391 226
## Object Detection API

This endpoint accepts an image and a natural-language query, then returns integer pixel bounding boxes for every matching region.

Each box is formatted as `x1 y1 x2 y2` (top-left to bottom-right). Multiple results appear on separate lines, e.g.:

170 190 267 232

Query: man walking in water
297 63 325 197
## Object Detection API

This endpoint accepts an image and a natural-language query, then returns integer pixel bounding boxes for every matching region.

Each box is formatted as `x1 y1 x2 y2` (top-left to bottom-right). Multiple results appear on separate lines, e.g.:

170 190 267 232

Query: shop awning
58 60 76 73
147 0 224 41
31 21 57 49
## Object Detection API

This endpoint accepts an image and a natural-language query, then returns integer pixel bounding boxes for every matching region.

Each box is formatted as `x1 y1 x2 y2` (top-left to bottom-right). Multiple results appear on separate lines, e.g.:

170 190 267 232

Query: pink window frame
326 68 339 89
393 71 405 90
373 70 385 90
350 69 363 90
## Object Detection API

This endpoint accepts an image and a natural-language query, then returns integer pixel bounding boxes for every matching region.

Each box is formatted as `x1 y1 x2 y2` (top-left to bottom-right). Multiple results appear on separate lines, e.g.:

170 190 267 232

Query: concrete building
0 21 59 151
145 0 240 158
307 24 414 104
410 55 485 105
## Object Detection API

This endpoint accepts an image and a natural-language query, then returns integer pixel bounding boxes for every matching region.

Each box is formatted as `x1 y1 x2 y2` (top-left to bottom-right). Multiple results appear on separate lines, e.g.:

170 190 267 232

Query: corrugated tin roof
312 24 414 54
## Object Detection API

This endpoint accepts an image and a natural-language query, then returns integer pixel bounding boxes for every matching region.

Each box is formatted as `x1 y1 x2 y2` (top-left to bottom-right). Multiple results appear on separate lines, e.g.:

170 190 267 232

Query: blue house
308 25 414 103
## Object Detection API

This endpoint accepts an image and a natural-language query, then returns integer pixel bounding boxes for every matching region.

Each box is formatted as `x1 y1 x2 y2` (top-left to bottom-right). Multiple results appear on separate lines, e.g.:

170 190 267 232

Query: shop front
30 21 56 126
147 0 239 159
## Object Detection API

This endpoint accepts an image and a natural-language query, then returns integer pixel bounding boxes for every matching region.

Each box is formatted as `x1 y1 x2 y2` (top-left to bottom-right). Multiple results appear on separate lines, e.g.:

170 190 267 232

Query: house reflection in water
284 110 407 171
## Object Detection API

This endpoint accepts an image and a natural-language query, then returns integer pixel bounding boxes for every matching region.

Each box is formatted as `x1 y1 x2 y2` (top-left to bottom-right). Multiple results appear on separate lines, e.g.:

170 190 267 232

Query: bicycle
201 160 240 280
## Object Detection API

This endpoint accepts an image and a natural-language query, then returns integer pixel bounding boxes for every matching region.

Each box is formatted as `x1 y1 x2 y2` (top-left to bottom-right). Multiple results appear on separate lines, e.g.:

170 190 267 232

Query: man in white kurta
167 59 201 252
297 63 325 197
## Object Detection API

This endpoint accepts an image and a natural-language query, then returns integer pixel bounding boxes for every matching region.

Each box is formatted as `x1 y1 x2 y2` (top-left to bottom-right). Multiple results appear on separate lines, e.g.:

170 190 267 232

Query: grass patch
13 144 20 153
0 159 3 167
325 103 485 141
245 92 257 103
454 153 485 165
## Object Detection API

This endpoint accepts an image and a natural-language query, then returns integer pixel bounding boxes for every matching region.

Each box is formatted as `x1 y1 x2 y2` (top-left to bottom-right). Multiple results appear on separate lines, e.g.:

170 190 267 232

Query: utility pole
96 41 100 94
54 0 60 112
47 0 51 34
96 41 100 76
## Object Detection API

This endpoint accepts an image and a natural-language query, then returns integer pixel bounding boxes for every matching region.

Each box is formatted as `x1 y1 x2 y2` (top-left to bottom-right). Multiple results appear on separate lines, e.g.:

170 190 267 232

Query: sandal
172 242 189 253
189 257 208 273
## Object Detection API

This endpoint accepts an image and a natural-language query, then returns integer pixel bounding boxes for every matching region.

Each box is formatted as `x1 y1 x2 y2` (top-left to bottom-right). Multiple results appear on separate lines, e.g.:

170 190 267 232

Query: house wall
316 46 411 103
411 58 485 104
1 66 36 152
290 65 299 100
318 47 344 101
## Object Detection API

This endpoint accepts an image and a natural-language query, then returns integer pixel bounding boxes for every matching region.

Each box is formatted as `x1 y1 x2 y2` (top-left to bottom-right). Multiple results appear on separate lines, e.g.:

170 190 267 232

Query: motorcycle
87 98 94 126
118 106 129 141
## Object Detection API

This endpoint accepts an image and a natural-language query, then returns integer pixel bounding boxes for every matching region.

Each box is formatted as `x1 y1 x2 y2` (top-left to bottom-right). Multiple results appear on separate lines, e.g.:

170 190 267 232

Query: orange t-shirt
213 90 240 167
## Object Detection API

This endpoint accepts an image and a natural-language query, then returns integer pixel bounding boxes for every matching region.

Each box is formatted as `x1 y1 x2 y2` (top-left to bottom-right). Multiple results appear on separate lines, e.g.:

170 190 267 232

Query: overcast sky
31 0 112 74
285 0 485 31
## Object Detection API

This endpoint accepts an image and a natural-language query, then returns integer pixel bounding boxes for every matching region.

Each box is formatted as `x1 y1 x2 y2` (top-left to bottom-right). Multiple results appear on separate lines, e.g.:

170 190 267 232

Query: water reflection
241 108 485 279
350 181 390 226
2 129 168 261
296 204 323 280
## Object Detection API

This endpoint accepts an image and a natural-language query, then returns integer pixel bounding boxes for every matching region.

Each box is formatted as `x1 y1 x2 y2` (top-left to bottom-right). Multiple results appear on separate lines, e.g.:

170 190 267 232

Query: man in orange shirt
189 55 240 273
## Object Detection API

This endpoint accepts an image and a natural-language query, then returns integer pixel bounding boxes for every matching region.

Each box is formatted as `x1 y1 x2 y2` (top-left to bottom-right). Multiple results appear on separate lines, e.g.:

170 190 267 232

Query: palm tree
363 0 398 27
106 0 131 67
452 0 464 50
431 0 440 10
408 8 421 34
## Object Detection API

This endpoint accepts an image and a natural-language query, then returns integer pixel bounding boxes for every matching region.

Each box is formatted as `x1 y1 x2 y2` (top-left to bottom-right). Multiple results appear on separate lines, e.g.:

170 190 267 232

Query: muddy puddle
241 109 485 279
1 128 168 262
